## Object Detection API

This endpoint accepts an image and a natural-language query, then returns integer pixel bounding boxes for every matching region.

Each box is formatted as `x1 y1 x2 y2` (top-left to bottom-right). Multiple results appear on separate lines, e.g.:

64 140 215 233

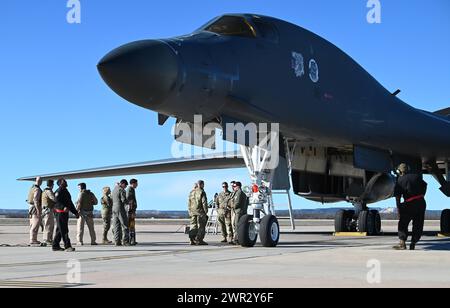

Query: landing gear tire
335 210 355 232
358 210 381 235
237 215 258 247
441 209 450 234
260 215 280 247
371 210 382 235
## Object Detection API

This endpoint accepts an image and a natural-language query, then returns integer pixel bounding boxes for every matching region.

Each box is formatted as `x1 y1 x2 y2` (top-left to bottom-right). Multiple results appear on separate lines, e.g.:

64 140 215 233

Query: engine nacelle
360 173 395 204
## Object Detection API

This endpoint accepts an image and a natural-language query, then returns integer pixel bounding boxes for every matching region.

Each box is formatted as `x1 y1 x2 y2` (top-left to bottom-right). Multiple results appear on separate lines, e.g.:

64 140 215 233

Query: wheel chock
437 233 450 238
333 232 368 237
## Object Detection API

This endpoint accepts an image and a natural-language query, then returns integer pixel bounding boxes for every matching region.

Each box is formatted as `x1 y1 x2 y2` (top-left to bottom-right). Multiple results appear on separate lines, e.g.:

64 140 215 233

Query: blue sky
1 0 449 211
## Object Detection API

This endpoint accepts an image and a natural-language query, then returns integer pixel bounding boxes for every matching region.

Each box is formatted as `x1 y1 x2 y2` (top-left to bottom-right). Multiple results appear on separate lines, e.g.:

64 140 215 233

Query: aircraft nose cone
97 40 178 109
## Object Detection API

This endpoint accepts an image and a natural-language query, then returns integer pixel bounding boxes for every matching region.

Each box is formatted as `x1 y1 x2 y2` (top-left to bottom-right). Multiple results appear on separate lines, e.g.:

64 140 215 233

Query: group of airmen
25 162 429 251
27 177 139 252
29 176 249 250
188 180 248 246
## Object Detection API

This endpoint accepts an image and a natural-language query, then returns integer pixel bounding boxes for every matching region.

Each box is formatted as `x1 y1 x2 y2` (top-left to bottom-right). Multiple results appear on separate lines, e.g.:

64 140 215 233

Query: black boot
129 232 136 246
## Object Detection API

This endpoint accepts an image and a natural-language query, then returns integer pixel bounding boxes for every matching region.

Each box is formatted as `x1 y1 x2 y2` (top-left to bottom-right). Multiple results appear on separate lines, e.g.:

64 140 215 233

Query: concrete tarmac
0 219 449 288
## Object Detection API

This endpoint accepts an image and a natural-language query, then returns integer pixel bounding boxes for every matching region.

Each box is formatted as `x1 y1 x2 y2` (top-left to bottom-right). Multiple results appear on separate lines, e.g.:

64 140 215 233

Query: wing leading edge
17 153 245 182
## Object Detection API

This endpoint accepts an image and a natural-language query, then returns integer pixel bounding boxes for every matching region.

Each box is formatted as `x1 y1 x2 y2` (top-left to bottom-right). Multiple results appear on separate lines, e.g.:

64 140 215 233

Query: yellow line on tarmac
437 233 450 238
333 232 368 237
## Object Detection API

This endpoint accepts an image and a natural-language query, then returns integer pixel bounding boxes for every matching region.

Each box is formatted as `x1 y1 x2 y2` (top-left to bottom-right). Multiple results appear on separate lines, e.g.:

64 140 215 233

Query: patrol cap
47 180 54 187
120 179 128 186
130 179 138 185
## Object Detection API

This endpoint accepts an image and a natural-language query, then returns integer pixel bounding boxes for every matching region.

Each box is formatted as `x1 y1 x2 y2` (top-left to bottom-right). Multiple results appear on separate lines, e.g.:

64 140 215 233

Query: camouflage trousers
77 211 96 244
128 210 137 245
217 209 233 240
29 214 41 244
189 214 207 242
101 208 112 241
112 207 129 244
231 208 245 242
42 208 55 243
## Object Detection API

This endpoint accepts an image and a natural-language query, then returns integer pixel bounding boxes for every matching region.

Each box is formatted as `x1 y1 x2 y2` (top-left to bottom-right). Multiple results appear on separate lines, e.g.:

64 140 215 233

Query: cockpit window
252 18 279 42
204 16 256 38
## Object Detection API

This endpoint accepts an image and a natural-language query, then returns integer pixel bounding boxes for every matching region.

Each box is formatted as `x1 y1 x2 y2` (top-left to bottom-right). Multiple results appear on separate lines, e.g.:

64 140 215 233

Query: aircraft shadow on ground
419 239 450 251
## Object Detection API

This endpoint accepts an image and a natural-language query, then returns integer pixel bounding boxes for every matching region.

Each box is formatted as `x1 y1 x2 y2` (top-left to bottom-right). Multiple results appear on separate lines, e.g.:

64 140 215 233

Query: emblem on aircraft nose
291 52 305 78
309 59 319 83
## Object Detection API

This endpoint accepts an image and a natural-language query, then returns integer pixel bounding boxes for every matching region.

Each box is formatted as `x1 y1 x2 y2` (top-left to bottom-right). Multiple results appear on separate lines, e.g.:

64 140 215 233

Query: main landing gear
335 204 381 235
427 160 450 235
441 209 450 234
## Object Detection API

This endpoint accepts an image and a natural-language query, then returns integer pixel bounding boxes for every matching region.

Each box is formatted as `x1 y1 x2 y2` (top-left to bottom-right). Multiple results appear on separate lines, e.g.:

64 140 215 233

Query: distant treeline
0 209 443 220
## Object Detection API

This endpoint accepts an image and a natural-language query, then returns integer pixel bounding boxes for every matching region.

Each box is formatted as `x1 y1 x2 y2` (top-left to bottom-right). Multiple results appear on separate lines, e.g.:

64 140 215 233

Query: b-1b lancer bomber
19 14 450 247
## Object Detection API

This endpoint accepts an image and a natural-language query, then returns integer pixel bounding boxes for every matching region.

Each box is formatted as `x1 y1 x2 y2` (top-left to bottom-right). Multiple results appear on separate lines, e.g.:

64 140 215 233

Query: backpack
27 186 35 205
89 191 98 206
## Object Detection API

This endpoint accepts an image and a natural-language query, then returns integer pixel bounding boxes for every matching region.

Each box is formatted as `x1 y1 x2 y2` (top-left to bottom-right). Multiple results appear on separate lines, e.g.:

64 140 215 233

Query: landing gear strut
237 128 281 248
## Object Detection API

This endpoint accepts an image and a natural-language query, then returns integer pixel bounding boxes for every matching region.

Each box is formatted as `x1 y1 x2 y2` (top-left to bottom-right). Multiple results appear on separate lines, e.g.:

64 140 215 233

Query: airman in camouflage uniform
41 180 57 245
101 187 113 244
76 183 98 246
188 183 198 219
188 180 208 246
216 182 233 243
126 179 139 246
231 182 248 245
28 177 43 246
112 179 130 246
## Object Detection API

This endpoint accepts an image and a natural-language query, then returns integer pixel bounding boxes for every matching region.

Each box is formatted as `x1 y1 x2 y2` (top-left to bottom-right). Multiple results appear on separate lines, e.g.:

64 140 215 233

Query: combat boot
221 238 228 243
196 240 208 246
103 239 112 245
393 240 407 250
190 239 196 246
29 241 41 247
410 242 416 250
65 247 76 252
130 233 137 246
